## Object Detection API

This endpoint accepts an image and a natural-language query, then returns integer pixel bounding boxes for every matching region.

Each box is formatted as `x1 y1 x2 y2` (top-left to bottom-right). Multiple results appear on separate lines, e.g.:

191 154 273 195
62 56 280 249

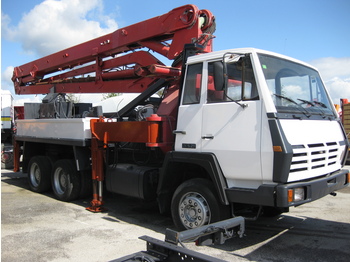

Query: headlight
288 187 305 203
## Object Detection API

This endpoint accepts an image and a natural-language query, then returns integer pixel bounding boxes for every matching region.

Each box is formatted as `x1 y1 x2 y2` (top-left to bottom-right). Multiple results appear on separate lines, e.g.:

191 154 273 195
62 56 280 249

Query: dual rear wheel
27 157 82 201
28 156 51 193
52 159 81 201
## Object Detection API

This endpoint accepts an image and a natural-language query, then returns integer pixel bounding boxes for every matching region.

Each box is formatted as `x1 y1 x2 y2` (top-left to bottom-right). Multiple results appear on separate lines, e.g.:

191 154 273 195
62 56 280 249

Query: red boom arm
12 5 215 95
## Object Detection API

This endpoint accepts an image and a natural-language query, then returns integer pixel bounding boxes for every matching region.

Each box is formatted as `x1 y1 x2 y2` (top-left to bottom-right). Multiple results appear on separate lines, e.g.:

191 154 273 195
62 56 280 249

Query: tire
1 143 14 169
171 178 230 230
27 156 52 193
51 159 81 202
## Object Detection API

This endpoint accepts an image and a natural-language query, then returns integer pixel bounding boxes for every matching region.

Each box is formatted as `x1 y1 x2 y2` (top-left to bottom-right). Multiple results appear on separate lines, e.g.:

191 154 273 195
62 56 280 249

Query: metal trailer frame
113 217 245 262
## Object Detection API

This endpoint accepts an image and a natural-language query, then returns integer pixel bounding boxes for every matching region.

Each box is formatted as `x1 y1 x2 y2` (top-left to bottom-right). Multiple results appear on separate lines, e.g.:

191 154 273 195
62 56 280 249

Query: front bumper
275 168 349 207
225 169 349 207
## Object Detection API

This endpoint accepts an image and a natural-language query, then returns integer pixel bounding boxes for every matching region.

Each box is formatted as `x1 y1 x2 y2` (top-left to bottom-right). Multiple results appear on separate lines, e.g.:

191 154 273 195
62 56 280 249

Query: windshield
258 54 336 119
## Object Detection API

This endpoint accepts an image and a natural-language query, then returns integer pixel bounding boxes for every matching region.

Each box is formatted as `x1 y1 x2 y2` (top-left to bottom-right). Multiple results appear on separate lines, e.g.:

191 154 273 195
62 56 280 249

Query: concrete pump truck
12 5 349 230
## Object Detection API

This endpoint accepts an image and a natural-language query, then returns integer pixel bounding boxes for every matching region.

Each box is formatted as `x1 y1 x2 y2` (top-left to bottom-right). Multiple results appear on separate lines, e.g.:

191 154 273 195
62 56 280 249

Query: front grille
290 141 340 173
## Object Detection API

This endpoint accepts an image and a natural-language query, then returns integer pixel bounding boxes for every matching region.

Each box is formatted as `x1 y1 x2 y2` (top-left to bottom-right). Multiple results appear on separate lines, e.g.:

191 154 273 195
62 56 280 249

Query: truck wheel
28 156 52 193
1 143 14 169
171 178 230 230
52 159 81 202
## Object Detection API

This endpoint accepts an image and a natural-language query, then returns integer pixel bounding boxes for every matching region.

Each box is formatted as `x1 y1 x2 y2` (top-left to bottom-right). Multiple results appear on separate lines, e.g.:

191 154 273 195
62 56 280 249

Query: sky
1 0 350 106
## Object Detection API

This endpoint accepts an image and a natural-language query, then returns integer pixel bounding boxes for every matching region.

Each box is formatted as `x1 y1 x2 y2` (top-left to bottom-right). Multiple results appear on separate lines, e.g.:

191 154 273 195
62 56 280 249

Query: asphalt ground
2 167 350 262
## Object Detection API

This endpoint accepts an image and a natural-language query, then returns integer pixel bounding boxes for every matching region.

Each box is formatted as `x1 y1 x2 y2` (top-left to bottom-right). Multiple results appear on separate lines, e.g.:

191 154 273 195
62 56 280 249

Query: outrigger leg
86 137 106 212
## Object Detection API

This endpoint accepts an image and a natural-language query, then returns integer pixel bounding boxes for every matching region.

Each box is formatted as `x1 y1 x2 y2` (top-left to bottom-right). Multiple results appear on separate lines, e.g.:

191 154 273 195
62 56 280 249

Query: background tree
65 93 81 103
102 93 120 100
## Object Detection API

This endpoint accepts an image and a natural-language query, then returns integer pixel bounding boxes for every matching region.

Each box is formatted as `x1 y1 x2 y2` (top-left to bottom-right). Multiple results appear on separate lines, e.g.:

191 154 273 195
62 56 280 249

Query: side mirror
213 54 242 92
213 61 226 91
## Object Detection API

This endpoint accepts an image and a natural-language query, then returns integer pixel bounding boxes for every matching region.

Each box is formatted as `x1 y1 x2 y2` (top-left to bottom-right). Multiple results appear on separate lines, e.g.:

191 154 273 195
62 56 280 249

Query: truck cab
173 48 349 220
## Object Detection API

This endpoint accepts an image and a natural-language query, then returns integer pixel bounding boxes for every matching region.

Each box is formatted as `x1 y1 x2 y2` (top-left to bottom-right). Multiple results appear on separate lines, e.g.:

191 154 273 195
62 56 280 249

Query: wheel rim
178 192 211 229
2 153 9 162
53 167 68 195
29 162 41 187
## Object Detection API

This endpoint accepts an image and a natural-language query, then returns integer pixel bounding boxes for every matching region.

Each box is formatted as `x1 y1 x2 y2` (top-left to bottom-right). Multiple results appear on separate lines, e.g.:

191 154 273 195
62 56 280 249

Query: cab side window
207 57 258 103
182 63 203 105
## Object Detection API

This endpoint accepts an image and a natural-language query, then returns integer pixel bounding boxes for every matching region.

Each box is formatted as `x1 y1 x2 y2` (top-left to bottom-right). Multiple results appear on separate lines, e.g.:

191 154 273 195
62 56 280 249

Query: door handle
173 130 186 135
202 135 214 140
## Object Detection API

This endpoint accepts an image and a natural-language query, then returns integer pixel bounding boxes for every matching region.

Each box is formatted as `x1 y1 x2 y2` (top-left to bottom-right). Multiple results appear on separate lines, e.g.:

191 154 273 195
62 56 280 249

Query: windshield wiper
274 94 311 118
313 101 331 119
297 98 315 107
298 98 334 119
274 94 298 105
313 101 327 108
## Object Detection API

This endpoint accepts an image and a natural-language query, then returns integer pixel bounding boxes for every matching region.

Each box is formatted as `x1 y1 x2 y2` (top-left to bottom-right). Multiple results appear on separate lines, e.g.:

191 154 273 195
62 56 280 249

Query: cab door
174 63 204 152
175 57 263 188
201 58 263 187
